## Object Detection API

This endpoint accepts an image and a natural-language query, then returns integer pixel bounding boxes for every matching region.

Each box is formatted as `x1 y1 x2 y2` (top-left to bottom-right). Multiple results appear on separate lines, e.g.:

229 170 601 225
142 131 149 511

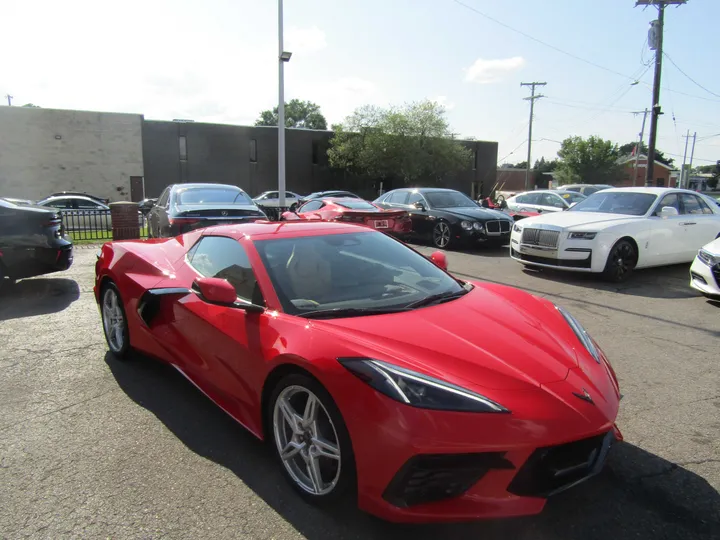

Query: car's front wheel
603 239 637 282
101 282 131 359
432 221 452 249
269 373 355 505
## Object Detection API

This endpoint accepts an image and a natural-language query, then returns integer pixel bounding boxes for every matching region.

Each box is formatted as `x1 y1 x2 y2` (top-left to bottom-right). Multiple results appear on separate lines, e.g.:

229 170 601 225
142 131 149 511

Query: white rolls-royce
509 187 720 281
690 236 720 298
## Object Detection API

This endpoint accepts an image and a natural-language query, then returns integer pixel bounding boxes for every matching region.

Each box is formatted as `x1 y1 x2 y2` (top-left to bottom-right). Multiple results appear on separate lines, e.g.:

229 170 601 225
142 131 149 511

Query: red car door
165 235 270 431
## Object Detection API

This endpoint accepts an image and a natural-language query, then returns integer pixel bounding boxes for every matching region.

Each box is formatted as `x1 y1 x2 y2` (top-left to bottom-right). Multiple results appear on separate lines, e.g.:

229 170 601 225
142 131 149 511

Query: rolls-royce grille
486 220 511 235
521 228 560 248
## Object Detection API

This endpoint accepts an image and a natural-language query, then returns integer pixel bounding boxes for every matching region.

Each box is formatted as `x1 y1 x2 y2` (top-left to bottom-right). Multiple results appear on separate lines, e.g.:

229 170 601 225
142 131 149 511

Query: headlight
473 221 484 230
338 358 509 413
461 220 474 231
568 232 597 240
556 305 601 364
513 223 522 233
698 249 718 267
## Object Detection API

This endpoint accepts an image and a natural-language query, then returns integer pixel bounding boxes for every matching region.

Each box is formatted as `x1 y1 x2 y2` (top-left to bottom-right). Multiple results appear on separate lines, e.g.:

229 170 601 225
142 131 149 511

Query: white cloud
290 76 385 125
433 96 456 111
465 57 525 84
285 26 327 54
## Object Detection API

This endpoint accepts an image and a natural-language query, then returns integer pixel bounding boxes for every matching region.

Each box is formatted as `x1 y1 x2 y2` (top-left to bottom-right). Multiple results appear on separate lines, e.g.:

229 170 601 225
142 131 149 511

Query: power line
452 0 720 103
663 52 720 99
498 139 528 163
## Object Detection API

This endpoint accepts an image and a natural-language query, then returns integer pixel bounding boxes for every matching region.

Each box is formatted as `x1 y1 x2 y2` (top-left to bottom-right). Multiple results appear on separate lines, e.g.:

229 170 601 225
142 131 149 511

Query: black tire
431 221 452 249
100 281 132 360
267 373 356 506
602 239 637 283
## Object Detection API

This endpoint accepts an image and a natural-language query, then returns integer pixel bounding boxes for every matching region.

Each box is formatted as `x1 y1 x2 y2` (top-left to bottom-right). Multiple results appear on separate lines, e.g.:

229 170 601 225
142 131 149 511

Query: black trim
507 431 615 498
512 248 592 269
383 453 515 508
137 288 193 325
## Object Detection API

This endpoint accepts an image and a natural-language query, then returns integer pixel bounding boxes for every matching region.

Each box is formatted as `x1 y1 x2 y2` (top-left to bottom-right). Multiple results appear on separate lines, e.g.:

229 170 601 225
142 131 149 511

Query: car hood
314 283 585 391
701 236 720 255
435 206 513 222
518 211 642 230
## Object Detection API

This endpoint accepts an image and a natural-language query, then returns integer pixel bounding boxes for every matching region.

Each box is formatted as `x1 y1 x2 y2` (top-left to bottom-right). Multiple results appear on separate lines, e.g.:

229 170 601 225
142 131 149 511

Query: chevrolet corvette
94 220 622 523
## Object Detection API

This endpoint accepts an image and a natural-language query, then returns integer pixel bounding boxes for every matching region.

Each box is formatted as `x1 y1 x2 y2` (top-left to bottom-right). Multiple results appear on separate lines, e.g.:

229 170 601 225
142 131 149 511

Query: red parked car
281 197 412 239
95 221 622 523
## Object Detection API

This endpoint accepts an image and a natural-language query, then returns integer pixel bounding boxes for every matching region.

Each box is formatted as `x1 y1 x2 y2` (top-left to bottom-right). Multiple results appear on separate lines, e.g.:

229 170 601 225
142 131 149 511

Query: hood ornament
573 388 595 405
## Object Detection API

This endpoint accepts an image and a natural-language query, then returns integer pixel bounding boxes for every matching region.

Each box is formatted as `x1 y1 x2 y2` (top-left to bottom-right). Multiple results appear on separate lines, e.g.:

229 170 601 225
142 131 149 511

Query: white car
506 190 587 214
252 190 302 208
509 187 720 281
690 237 720 298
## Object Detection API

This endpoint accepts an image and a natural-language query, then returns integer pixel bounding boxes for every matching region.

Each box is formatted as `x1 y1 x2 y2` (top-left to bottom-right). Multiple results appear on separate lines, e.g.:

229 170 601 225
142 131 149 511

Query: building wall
0 106 144 201
142 121 498 200
615 158 676 188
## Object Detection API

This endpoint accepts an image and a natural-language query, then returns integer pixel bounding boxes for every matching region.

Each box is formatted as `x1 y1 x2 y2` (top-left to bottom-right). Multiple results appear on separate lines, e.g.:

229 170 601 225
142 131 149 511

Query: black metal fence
258 206 291 221
59 209 148 242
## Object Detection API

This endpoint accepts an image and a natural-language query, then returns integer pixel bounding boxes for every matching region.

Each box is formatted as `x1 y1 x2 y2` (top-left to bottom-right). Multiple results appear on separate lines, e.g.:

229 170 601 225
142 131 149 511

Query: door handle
681 222 696 226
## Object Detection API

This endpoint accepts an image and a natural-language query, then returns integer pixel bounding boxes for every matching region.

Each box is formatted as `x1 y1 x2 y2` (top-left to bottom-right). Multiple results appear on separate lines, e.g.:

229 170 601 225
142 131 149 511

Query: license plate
374 220 389 229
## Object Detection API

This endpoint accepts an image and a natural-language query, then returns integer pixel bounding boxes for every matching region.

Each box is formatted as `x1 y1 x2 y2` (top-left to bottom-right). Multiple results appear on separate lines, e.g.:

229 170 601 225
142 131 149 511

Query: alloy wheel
272 385 342 496
433 222 451 249
102 287 126 353
606 241 636 282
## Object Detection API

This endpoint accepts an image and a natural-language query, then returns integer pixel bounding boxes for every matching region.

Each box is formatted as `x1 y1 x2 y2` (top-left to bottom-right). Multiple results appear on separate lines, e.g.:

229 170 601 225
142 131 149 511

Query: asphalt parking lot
1 244 718 539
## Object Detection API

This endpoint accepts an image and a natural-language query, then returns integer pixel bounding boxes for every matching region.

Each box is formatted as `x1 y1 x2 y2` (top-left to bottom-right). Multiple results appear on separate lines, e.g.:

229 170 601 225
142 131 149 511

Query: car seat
285 242 332 302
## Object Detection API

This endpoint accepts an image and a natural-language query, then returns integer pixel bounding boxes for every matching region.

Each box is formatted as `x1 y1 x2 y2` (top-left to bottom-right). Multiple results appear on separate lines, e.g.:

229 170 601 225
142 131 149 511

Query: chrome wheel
272 385 342 496
102 287 125 353
433 222 451 249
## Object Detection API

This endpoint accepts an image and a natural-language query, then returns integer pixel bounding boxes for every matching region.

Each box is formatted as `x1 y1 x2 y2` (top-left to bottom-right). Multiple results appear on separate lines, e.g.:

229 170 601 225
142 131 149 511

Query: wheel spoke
311 437 340 461
302 394 318 428
306 455 324 493
280 439 305 461
278 396 303 434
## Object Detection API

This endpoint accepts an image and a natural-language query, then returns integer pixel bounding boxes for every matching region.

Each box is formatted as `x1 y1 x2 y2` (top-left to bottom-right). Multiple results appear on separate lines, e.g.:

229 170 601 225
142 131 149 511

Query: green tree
534 157 558 174
618 141 674 167
328 100 472 184
556 136 622 185
21 103 40 108
255 99 327 130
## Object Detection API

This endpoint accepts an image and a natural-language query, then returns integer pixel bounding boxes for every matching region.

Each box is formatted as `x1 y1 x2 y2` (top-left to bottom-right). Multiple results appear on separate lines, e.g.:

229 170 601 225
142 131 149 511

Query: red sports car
280 197 412 239
94 221 622 523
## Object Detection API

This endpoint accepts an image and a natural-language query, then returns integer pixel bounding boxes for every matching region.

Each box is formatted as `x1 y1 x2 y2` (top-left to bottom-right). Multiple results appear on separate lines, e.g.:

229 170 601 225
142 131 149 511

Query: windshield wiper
405 288 470 309
301 307 411 319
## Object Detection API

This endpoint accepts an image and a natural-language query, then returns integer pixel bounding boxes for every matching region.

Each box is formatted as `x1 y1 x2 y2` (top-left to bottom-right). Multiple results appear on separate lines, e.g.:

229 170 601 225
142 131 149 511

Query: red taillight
169 217 201 226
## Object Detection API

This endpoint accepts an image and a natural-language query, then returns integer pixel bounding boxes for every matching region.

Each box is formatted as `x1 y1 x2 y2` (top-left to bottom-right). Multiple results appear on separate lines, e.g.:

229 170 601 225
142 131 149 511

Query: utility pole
277 0 292 207
632 108 649 186
680 129 690 188
4 94 12 106
635 0 687 186
520 82 546 191
687 131 697 188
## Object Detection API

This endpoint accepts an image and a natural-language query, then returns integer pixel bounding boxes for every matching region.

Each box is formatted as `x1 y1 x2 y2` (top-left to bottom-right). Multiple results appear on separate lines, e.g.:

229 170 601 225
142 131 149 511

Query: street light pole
277 0 287 207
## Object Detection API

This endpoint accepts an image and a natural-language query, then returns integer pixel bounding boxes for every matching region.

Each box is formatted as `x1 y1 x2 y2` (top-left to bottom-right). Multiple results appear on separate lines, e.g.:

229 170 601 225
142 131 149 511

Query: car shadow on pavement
105 352 720 540
519 263 698 300
0 278 80 321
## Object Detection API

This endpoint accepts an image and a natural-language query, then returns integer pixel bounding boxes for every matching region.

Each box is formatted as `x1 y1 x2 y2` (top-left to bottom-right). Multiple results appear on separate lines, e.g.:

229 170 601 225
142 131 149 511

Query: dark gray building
142 120 498 201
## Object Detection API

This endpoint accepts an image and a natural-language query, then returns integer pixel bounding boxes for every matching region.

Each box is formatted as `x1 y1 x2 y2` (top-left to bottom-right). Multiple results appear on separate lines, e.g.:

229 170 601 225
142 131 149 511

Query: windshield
0 198 16 208
253 231 464 316
425 191 476 208
569 192 657 216
177 188 252 205
335 200 378 210
555 191 586 204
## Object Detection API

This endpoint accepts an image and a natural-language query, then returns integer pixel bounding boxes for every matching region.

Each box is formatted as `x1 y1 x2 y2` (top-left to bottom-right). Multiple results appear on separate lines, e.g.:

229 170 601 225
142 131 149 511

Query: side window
407 192 424 206
680 193 706 215
696 196 714 215
299 200 323 212
42 199 75 209
266 192 278 199
189 236 262 303
76 199 104 210
389 191 409 204
157 188 170 207
655 193 680 215
523 193 541 205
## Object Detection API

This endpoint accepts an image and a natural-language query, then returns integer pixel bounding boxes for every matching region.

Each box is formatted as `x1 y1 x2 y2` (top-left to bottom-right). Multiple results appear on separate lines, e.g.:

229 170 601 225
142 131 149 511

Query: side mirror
289 202 298 212
414 202 426 212
192 277 264 312
659 206 679 218
430 250 448 271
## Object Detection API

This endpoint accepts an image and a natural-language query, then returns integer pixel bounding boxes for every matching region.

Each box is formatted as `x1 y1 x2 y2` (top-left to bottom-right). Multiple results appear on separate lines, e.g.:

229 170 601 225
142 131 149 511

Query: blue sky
1 0 719 166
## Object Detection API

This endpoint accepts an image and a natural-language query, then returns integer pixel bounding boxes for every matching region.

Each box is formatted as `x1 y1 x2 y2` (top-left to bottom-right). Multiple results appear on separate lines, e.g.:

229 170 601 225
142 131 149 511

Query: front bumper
689 256 720 297
509 230 610 273
457 222 513 244
332 371 621 522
